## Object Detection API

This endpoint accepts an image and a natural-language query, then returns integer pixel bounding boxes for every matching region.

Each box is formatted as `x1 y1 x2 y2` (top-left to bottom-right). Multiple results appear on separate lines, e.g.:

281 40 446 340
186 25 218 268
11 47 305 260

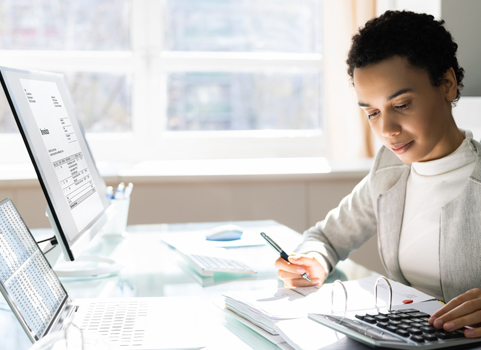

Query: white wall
0 171 386 274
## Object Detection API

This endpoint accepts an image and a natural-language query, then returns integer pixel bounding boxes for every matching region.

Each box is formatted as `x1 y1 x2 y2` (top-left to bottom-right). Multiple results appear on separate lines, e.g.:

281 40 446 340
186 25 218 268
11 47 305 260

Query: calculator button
387 314 402 321
398 324 410 330
451 330 466 338
355 314 365 320
400 319 414 325
377 322 389 329
363 316 376 324
397 313 412 319
411 322 423 328
396 329 410 337
420 326 436 334
409 312 430 318
410 318 423 323
399 309 420 314
387 325 398 332
434 331 452 339
407 328 422 335
422 333 438 341
411 335 425 343
388 320 401 326
374 315 389 322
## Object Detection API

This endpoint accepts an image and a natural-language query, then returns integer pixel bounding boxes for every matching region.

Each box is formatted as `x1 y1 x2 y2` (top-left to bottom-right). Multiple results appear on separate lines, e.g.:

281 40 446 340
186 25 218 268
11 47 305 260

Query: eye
367 111 380 119
395 103 410 110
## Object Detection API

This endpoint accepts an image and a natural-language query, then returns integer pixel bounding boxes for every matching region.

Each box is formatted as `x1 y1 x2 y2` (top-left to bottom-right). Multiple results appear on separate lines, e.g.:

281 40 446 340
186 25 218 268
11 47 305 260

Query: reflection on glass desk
0 220 375 350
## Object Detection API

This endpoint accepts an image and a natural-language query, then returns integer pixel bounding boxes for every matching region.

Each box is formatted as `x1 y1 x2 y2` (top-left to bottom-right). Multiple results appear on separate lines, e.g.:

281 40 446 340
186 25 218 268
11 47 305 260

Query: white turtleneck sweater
398 130 477 300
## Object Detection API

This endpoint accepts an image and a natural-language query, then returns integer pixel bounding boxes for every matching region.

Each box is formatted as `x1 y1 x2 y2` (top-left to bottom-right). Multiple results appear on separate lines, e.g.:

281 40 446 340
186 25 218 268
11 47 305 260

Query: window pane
167 72 322 131
0 91 17 133
164 0 322 53
64 72 132 133
0 0 130 50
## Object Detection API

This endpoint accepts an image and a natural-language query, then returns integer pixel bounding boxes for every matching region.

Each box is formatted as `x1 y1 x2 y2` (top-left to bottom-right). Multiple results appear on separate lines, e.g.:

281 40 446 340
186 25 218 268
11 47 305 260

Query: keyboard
309 307 481 349
183 253 256 276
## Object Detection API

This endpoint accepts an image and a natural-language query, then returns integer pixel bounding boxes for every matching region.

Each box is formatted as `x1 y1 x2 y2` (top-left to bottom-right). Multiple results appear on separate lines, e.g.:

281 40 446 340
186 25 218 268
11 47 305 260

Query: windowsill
0 157 373 187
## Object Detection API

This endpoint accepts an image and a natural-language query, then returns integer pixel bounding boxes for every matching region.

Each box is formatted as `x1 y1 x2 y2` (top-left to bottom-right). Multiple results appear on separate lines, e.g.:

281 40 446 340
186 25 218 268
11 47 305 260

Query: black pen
260 232 312 282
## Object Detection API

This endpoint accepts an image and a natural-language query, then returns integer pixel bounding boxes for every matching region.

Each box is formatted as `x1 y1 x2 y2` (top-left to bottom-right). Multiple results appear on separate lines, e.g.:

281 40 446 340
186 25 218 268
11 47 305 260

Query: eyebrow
358 88 414 107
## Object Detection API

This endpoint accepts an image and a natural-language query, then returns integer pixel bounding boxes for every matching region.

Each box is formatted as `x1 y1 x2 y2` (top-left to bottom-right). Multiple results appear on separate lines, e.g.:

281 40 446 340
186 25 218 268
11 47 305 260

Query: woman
275 10 481 338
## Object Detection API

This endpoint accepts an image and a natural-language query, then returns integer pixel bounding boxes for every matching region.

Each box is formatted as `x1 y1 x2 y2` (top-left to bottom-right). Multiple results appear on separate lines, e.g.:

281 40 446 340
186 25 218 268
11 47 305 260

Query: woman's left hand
429 288 481 338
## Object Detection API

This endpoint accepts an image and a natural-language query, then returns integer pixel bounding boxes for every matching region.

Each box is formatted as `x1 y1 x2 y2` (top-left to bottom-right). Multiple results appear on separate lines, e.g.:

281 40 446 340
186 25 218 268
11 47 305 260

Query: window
0 0 324 164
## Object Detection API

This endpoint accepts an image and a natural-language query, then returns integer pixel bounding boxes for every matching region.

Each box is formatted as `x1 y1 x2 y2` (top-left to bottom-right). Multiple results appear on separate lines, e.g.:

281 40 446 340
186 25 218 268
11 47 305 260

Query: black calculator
309 307 481 349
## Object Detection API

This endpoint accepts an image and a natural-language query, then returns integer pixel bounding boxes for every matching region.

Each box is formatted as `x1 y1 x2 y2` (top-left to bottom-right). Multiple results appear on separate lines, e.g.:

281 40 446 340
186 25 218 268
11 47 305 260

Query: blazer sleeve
294 166 378 275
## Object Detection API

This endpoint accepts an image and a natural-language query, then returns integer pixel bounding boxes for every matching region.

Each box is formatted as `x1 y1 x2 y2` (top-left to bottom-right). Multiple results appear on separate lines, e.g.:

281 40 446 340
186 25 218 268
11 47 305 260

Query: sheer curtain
323 0 377 160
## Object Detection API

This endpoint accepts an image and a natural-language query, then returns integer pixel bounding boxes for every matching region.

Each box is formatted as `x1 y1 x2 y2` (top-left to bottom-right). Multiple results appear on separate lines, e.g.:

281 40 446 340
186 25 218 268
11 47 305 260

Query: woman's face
353 56 461 163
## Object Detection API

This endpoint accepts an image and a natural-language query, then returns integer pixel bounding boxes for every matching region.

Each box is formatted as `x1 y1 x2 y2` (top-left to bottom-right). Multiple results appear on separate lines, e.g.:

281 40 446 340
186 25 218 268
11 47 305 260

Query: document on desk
222 275 434 336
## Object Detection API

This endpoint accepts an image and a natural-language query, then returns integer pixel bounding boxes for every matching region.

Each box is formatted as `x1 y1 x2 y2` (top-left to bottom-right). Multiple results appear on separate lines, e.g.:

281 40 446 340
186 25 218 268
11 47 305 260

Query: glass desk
0 220 374 350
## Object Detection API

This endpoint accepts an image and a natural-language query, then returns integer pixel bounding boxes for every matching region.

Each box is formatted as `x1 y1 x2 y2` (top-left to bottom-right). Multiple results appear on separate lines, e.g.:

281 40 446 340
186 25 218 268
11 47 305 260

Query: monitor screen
0 66 110 261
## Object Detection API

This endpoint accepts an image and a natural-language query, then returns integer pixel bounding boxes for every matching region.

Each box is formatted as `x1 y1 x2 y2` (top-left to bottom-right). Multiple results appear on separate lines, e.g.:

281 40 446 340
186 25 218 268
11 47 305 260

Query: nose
380 113 401 138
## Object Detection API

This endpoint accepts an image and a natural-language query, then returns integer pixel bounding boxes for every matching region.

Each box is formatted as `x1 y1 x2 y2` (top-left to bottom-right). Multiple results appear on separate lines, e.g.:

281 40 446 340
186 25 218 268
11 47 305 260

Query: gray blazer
296 139 481 302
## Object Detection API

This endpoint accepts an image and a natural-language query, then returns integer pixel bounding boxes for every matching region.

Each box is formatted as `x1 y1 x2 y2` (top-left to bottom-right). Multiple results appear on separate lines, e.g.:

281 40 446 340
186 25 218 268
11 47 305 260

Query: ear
442 67 458 102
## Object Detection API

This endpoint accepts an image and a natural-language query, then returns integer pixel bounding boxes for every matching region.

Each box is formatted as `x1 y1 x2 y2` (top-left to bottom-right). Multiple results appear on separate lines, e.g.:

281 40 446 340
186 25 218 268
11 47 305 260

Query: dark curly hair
347 10 464 103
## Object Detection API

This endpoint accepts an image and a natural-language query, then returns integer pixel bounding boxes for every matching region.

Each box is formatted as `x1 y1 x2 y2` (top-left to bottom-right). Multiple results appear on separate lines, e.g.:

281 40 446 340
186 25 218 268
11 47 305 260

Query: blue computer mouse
205 224 244 241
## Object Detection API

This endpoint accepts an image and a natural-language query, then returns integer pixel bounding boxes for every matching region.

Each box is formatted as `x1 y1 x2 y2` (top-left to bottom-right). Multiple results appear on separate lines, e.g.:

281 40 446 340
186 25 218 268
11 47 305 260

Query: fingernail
434 319 444 328
312 278 320 285
297 267 305 274
444 322 455 331
465 330 475 338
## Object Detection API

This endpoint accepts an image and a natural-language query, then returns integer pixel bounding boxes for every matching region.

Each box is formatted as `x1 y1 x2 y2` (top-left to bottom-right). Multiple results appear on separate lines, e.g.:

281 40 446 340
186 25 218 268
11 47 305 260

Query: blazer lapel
377 168 410 284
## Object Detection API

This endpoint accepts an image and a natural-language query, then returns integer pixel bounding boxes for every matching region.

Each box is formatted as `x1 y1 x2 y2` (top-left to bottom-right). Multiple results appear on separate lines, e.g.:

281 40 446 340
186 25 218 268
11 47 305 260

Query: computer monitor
0 66 111 266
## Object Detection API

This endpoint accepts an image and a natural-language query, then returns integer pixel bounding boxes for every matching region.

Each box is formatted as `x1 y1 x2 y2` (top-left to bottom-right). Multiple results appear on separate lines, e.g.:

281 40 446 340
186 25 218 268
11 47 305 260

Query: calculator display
0 199 67 341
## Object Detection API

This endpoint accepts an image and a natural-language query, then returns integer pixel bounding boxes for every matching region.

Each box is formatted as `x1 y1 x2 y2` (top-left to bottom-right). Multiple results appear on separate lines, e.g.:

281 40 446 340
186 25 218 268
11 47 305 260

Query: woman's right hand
275 253 327 288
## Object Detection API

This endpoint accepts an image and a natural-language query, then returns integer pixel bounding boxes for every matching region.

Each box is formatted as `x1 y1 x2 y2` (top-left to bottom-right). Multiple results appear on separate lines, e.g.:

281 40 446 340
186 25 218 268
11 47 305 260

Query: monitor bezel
0 66 110 261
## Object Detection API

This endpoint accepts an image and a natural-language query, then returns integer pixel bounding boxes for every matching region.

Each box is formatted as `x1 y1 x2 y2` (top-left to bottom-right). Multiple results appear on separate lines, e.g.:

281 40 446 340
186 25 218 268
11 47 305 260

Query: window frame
0 0 326 164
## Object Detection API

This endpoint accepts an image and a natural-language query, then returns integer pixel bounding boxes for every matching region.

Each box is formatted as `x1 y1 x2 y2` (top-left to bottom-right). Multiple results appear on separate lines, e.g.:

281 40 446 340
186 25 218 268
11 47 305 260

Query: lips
390 141 413 154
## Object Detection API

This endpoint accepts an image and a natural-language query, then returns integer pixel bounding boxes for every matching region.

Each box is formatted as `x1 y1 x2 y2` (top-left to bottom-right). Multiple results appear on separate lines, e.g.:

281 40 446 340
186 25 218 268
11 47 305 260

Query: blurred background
0 0 479 274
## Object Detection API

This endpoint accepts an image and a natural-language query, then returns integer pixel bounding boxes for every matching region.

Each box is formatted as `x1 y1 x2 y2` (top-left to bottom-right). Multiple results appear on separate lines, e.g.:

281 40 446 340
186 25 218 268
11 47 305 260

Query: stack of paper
223 275 435 343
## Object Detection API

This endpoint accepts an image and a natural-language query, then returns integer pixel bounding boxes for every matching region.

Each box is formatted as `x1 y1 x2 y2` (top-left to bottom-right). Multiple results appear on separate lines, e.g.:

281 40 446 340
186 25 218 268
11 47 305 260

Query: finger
275 257 308 275
430 296 481 328
283 277 322 288
431 289 481 323
278 269 308 280
287 254 319 267
441 310 481 333
464 326 481 339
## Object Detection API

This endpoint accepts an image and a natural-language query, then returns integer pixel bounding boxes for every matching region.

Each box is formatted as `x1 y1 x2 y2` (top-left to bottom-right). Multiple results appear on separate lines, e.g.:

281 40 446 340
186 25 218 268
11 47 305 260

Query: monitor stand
43 206 122 278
